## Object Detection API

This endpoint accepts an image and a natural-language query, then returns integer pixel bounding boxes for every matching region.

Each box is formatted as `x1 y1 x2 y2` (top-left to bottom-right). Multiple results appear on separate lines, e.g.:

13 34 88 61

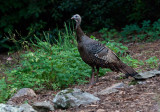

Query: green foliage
99 28 120 41
152 19 160 31
141 20 151 31
106 41 128 56
10 45 90 89
145 56 159 69
0 73 17 103
6 25 89 90
121 24 141 37
3 31 30 51
100 19 160 42
0 78 10 102
121 55 144 68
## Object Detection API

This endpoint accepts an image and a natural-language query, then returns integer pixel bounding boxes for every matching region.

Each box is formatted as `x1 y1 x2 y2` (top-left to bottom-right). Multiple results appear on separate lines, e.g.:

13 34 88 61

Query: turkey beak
71 16 74 19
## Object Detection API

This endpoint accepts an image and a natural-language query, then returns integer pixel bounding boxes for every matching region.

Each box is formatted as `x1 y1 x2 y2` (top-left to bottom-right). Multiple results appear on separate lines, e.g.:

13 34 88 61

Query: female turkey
71 14 139 86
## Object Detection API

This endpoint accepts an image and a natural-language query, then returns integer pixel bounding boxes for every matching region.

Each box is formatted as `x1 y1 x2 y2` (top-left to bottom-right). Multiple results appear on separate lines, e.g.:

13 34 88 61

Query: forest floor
0 40 160 112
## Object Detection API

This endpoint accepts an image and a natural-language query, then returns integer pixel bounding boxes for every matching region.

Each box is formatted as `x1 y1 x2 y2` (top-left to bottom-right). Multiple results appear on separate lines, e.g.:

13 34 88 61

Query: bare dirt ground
1 40 160 112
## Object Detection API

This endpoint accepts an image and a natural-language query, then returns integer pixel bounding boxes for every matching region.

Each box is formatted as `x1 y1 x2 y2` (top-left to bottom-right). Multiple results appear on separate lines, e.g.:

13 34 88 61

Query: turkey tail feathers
119 61 139 78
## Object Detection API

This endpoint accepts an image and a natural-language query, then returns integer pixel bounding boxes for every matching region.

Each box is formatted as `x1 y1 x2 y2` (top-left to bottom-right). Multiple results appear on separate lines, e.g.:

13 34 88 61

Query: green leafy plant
7 25 89 90
0 73 17 103
106 41 128 57
100 18 160 42
152 19 160 31
141 20 151 31
99 28 120 41
145 56 159 68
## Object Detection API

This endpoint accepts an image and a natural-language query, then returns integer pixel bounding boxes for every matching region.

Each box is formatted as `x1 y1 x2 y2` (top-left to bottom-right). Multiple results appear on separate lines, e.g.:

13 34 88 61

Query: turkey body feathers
78 35 138 77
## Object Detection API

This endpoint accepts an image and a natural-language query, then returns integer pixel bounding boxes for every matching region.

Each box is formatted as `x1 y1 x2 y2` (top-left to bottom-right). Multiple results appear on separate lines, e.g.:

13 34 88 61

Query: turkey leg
90 67 95 85
96 67 99 83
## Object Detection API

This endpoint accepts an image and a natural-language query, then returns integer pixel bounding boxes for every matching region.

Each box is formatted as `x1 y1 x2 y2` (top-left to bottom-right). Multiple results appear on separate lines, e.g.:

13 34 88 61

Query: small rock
53 88 100 109
19 104 37 112
114 83 126 88
96 109 106 112
115 110 120 112
129 85 134 88
0 103 37 112
0 104 20 112
137 81 146 85
96 83 125 95
12 88 37 98
7 88 37 105
7 57 13 61
134 70 160 80
33 101 54 112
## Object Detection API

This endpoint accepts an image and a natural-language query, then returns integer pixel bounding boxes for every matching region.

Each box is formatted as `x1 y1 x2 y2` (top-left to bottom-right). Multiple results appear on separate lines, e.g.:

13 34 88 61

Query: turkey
71 14 139 86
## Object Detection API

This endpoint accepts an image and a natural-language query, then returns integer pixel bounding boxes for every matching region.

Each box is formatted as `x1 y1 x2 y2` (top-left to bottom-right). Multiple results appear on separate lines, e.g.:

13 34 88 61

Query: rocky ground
0 40 160 112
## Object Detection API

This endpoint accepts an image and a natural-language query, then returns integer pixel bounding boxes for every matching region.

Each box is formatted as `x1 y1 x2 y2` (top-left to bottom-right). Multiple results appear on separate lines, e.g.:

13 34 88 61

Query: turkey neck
76 25 88 43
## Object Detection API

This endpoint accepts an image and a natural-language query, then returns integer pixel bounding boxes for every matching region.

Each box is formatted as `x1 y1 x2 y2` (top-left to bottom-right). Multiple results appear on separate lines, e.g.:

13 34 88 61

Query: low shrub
100 19 160 42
